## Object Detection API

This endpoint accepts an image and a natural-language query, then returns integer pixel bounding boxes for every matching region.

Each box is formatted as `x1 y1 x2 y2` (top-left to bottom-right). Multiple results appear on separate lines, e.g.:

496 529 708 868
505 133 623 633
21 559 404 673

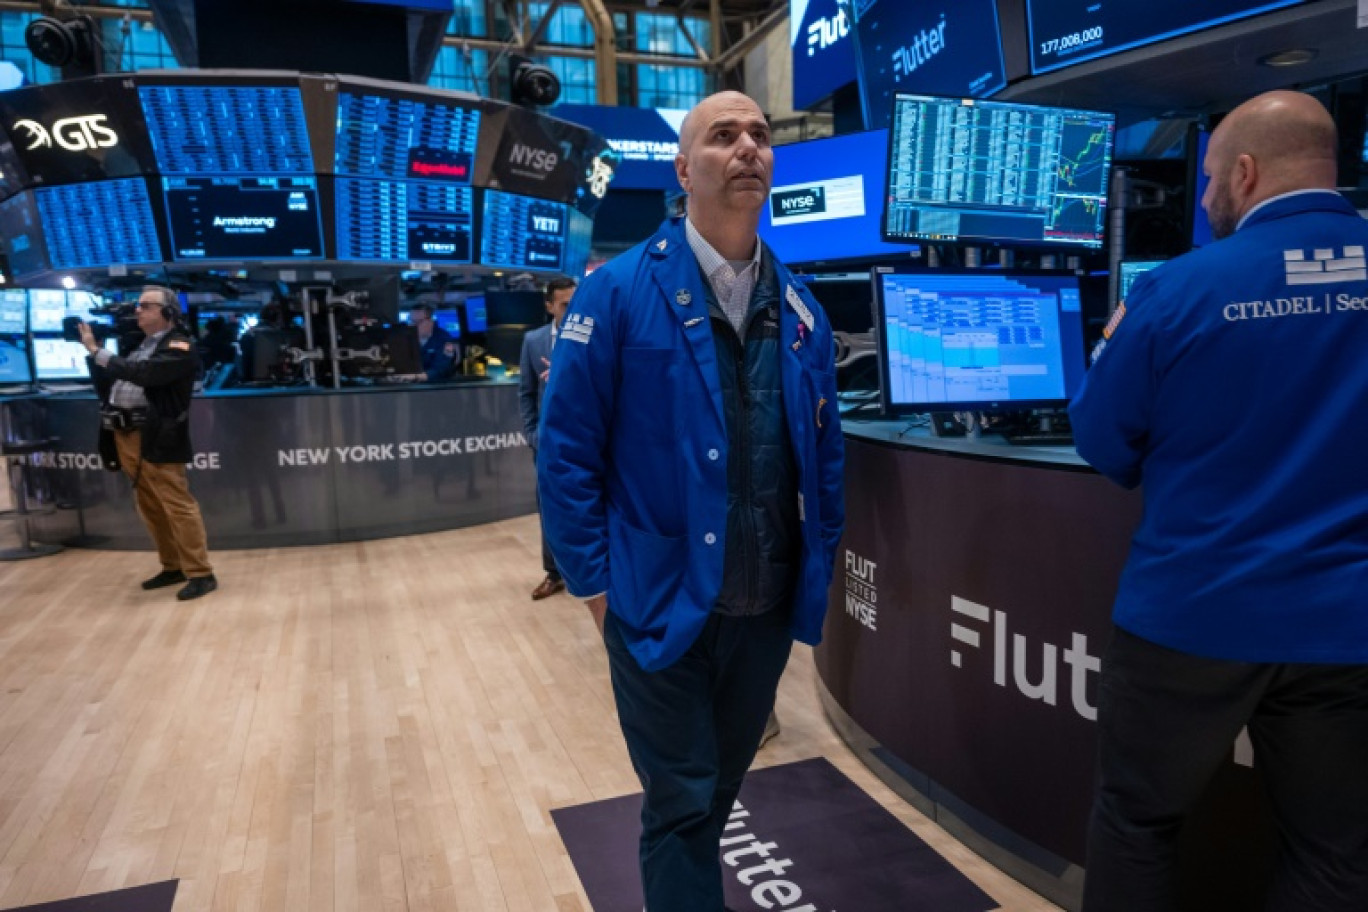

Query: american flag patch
1102 302 1126 340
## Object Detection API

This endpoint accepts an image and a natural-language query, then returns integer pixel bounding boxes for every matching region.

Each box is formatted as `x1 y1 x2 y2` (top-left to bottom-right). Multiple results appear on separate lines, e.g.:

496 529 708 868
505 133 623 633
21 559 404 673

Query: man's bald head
1203 90 1338 238
677 91 765 157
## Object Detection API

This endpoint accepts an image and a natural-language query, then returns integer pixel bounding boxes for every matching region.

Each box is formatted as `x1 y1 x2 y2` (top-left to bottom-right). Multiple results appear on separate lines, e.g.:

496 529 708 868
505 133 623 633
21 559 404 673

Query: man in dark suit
518 278 576 600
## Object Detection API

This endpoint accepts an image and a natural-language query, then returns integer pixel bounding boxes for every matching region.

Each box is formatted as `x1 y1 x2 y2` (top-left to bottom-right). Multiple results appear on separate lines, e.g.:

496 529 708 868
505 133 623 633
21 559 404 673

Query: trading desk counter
817 420 1273 911
1 380 536 550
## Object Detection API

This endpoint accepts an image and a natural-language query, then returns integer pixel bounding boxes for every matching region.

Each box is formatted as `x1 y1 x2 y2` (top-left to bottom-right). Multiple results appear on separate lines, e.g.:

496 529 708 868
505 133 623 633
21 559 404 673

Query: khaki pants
113 429 213 578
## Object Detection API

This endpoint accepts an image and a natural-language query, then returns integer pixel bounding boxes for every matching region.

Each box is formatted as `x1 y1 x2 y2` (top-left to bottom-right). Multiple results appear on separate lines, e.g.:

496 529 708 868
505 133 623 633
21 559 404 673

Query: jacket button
707 448 719 461
704 533 716 545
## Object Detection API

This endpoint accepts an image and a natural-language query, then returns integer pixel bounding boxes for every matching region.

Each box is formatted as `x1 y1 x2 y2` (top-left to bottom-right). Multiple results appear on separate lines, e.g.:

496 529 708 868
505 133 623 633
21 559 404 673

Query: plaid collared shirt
99 330 167 410
685 218 762 336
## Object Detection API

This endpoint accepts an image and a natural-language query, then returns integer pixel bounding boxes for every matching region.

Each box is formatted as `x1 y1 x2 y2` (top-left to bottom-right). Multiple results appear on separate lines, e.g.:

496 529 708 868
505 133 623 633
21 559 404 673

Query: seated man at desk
409 304 458 382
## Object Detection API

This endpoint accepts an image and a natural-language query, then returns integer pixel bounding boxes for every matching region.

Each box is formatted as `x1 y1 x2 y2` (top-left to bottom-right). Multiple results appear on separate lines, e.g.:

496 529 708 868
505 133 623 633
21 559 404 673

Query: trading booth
0 70 613 547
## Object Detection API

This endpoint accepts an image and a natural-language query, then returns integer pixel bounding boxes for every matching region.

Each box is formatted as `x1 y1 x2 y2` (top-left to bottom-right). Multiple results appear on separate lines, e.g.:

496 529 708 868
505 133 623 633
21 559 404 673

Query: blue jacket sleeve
1068 287 1160 490
517 331 539 448
535 272 619 599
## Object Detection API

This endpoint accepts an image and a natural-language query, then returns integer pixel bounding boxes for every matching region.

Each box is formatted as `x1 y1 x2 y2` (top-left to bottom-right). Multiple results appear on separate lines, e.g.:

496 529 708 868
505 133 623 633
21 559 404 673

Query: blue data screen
479 190 572 272
35 179 162 268
0 338 31 384
335 178 474 263
335 91 481 182
139 84 314 175
28 288 67 332
878 271 1085 407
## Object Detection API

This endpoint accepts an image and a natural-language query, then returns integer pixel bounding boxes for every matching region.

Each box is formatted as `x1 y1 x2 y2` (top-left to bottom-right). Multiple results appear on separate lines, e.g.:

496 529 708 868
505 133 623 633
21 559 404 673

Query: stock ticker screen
479 190 573 272
163 176 325 261
0 192 47 279
883 94 1115 249
1027 1 1305 74
139 84 315 175
876 269 1086 411
35 178 163 269
0 290 28 334
332 90 481 263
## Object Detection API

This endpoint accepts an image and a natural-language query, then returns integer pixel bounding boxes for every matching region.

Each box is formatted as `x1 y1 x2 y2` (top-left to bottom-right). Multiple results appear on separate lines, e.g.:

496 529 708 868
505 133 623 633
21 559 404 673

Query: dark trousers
604 608 793 912
1084 627 1368 912
532 451 559 579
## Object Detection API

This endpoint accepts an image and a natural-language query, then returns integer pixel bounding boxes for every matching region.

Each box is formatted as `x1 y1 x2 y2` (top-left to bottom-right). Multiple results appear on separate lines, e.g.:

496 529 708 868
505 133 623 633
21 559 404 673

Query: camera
61 302 143 352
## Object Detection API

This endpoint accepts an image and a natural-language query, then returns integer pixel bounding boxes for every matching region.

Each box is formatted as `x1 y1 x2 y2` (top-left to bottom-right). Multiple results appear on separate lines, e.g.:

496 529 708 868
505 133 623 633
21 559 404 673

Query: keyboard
1001 432 1075 447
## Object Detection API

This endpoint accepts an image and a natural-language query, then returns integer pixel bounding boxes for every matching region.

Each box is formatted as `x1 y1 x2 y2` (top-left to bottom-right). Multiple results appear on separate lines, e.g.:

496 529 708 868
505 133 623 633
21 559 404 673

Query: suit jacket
517 321 553 449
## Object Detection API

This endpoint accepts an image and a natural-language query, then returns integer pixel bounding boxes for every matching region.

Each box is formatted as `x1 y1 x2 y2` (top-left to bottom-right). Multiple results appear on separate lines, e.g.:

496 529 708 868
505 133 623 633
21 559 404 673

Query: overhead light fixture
61 276 76 289
1258 48 1318 67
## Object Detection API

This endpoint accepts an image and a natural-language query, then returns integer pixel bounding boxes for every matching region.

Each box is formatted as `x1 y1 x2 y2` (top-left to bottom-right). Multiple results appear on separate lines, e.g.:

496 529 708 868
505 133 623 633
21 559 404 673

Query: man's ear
675 154 690 194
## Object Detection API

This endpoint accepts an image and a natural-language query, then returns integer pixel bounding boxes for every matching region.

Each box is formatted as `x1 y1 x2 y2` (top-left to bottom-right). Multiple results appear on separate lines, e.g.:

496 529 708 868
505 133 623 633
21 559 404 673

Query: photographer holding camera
77 285 218 601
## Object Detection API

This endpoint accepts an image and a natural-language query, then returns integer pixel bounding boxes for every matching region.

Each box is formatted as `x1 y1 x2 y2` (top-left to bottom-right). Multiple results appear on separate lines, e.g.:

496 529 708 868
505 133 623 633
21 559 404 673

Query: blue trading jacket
537 217 846 671
1070 191 1368 663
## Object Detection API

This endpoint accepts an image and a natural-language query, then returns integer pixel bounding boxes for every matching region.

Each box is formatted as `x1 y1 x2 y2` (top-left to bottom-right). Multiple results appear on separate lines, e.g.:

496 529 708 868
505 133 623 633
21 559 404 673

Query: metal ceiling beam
522 0 562 54
579 0 618 105
710 1 785 74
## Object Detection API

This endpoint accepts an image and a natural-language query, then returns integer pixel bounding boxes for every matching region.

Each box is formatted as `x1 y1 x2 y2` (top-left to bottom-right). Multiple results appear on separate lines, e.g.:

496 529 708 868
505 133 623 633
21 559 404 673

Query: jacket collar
1238 190 1357 232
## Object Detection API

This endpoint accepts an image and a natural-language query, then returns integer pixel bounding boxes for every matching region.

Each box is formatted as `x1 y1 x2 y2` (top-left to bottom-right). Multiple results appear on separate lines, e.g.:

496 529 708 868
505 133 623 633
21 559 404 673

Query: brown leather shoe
531 575 565 600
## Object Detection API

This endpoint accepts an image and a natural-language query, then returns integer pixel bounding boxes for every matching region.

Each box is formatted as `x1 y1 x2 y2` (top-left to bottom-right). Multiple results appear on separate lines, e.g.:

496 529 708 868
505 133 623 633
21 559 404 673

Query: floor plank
0 515 1059 911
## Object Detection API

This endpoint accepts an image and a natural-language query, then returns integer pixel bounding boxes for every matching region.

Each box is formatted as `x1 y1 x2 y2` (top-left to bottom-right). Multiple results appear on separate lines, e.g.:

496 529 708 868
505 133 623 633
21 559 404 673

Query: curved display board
0 72 613 280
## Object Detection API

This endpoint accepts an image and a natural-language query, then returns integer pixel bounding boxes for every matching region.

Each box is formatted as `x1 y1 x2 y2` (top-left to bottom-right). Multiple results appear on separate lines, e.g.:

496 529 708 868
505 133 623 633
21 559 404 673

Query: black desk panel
4 382 535 550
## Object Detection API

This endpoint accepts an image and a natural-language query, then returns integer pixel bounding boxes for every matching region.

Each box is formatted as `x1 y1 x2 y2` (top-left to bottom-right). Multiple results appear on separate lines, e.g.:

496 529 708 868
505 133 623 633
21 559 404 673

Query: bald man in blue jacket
537 91 845 911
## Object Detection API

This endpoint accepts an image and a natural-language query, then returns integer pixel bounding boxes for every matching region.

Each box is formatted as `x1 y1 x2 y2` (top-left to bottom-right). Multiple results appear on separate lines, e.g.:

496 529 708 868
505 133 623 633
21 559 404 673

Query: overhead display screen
0 290 27 334
479 189 572 272
139 84 314 175
1027 1 1306 74
35 178 162 269
335 178 474 263
0 192 48 278
335 90 481 182
791 0 858 110
760 129 913 265
551 104 684 191
884 95 1115 249
163 175 324 261
849 0 1006 130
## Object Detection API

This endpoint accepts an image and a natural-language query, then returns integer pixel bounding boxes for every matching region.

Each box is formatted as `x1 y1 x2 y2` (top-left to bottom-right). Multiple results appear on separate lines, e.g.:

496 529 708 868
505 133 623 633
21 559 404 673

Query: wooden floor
0 514 1059 912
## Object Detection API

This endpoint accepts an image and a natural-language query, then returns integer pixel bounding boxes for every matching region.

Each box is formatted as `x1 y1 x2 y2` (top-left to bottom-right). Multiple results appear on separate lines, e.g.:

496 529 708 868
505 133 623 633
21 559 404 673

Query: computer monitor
884 94 1116 250
433 310 461 337
33 336 116 381
463 295 487 333
163 175 325 261
1118 258 1167 302
0 338 32 385
139 82 315 176
872 267 1088 416
0 290 27 334
34 178 163 269
795 273 875 334
485 291 546 327
29 289 68 333
479 190 573 272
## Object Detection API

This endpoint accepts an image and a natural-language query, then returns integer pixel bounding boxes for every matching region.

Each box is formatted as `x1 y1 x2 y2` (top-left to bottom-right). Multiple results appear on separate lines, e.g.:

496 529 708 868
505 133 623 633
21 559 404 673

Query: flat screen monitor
0 192 48 279
28 289 68 332
761 129 914 266
33 336 115 381
485 291 546 327
433 310 461 337
1027 1 1306 75
791 0 857 110
1118 258 1167 302
562 208 594 278
873 267 1088 415
163 175 325 261
884 94 1116 250
0 290 27 334
335 88 480 182
335 178 474 263
795 273 875 334
139 83 314 175
463 295 487 333
479 190 574 272
0 338 30 384
35 178 163 269
849 0 1007 131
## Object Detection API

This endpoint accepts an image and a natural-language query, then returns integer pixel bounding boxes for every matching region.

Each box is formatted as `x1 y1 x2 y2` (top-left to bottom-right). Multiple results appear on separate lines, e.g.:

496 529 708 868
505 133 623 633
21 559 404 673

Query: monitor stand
928 412 966 438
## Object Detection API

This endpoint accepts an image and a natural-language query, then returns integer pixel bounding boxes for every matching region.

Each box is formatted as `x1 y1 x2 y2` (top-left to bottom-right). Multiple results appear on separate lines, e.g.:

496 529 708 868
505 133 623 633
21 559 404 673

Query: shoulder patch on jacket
1102 302 1126 340
168 340 191 351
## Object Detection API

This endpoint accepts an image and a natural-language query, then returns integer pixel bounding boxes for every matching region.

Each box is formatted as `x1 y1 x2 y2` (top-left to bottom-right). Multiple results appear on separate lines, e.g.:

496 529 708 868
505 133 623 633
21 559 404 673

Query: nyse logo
844 550 877 631
11 115 118 152
891 14 948 81
509 143 559 173
949 595 1100 721
806 8 849 56
772 186 825 219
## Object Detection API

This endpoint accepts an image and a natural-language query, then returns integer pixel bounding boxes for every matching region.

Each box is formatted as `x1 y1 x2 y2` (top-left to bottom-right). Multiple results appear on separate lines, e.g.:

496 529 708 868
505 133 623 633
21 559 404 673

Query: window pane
448 0 487 38
633 12 709 56
528 2 593 48
635 64 705 110
428 46 489 96
540 55 595 105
